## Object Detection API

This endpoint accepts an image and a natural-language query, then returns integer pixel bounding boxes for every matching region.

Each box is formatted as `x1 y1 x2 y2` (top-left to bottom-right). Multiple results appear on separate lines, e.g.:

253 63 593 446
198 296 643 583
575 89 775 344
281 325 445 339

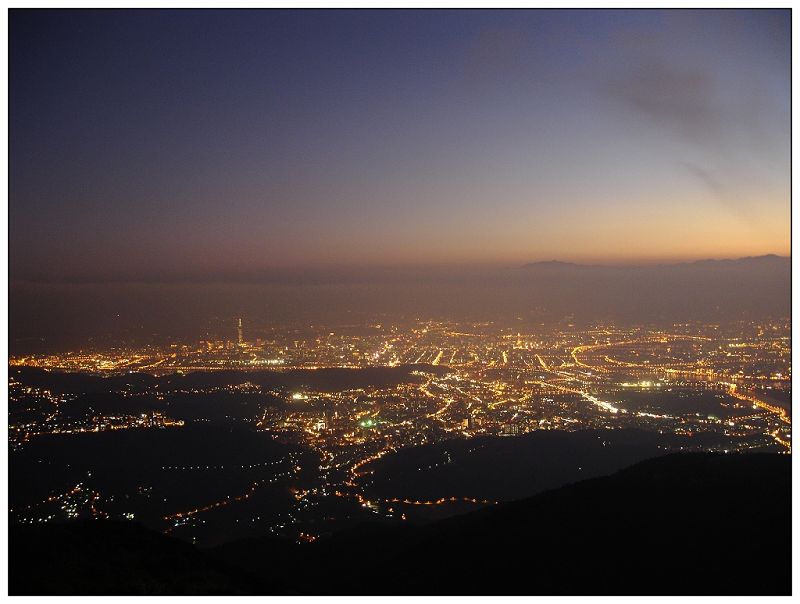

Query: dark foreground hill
8 519 262 595
10 453 790 595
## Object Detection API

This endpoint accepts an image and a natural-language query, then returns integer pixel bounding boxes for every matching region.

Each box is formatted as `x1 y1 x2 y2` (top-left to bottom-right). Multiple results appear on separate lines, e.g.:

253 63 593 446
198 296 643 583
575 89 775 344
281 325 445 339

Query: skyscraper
237 317 243 346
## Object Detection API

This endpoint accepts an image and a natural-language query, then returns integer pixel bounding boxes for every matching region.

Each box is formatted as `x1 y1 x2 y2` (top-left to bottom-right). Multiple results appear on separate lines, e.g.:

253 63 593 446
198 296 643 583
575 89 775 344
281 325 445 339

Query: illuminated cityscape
8 6 790 597
9 316 791 541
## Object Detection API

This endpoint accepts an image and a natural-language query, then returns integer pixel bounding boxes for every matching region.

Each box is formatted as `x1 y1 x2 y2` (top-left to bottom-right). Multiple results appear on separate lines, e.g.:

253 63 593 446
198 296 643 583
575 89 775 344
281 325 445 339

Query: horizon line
9 253 791 286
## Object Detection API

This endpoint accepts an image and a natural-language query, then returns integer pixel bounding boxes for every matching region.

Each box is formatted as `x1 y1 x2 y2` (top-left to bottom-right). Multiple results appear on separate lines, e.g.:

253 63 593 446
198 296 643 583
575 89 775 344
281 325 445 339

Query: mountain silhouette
11 452 789 595
521 254 789 270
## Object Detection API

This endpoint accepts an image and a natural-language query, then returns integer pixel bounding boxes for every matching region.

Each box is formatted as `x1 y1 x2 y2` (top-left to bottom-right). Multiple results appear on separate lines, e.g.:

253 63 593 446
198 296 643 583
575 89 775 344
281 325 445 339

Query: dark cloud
680 161 724 198
679 160 752 219
607 62 720 145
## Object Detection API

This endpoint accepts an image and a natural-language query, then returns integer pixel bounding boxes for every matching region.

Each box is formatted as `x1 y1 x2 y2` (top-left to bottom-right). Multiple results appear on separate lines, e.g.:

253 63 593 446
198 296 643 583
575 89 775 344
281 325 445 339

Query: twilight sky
10 9 790 281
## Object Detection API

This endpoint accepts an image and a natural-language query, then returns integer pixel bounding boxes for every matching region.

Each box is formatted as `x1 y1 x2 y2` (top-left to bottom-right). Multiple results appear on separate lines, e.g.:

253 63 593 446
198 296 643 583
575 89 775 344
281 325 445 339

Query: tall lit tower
237 317 244 346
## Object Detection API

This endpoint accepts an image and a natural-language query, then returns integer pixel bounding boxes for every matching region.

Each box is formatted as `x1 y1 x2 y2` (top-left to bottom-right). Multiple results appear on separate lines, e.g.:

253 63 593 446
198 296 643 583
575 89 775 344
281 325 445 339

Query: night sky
10 9 790 281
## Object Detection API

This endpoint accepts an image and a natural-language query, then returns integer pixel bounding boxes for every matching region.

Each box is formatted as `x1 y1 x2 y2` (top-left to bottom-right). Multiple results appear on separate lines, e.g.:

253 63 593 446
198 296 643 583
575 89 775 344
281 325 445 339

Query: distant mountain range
513 253 790 322
521 254 790 270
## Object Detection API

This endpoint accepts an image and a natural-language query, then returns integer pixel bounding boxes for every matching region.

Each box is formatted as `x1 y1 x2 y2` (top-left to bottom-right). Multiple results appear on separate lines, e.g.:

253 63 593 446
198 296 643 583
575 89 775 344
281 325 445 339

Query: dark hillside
11 453 790 595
